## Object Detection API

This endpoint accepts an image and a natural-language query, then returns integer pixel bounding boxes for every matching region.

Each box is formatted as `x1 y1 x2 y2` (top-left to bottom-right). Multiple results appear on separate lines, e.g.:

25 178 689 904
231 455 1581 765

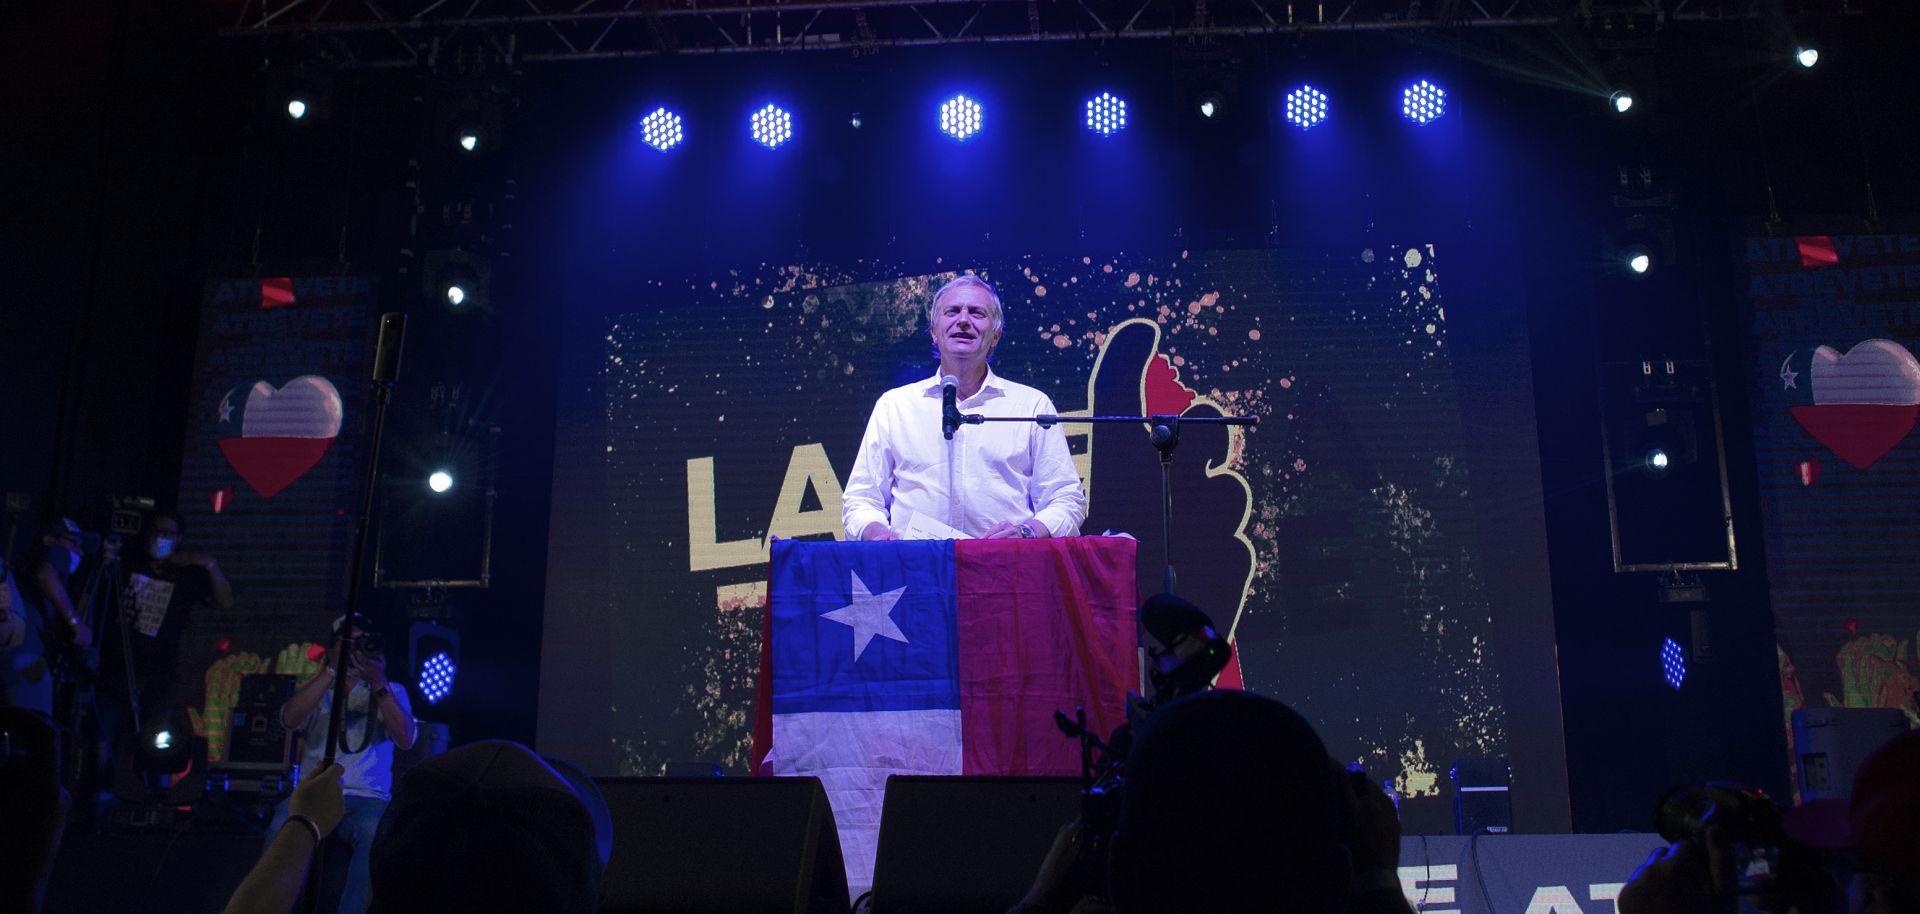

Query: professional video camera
1653 782 1821 896
1047 591 1235 901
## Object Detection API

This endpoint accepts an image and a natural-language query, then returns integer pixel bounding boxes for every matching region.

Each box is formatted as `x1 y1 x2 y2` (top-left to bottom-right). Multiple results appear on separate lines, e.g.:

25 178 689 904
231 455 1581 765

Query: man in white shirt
842 274 1087 541
270 615 417 914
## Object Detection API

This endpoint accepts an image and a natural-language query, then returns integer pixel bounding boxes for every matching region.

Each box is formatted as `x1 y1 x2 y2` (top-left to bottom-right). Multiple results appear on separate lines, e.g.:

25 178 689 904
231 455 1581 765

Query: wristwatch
1017 523 1034 538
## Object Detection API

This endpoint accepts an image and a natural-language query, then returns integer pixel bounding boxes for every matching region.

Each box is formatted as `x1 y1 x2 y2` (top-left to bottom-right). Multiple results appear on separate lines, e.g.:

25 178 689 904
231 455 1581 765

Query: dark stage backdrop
1744 233 1920 769
540 244 1572 831
163 276 374 761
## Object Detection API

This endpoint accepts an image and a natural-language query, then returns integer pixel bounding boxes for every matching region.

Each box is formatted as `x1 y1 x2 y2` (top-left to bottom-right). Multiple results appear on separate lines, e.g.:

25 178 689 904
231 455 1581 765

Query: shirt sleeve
1027 394 1088 537
841 395 896 540
386 681 415 719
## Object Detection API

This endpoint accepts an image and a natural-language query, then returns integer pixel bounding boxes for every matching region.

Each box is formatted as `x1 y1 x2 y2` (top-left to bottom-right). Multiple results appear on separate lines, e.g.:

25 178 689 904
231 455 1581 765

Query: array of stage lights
1401 80 1446 125
1284 85 1329 130
1085 92 1127 136
751 104 793 149
420 651 458 705
940 94 983 141
626 83 1499 152
641 107 685 152
1660 637 1686 690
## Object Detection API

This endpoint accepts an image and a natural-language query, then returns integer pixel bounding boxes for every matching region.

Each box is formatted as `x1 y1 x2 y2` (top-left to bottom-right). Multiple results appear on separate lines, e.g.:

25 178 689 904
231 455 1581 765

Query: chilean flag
753 537 1138 896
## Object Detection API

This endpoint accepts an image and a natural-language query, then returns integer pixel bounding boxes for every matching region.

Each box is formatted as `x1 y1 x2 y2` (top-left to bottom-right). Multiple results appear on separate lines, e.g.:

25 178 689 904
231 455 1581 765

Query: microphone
942 374 960 440
372 312 407 385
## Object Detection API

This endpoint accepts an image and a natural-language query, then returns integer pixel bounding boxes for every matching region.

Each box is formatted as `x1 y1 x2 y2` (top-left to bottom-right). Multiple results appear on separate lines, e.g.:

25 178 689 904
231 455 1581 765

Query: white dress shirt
843 370 1088 539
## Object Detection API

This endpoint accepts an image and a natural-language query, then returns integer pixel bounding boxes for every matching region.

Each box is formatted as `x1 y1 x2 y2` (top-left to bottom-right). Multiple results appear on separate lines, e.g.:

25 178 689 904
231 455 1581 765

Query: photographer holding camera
1619 729 1920 914
271 613 417 914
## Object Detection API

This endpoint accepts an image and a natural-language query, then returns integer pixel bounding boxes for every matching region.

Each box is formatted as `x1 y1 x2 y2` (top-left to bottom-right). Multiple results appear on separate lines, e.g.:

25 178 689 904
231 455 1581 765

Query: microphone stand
305 313 404 914
944 404 1256 692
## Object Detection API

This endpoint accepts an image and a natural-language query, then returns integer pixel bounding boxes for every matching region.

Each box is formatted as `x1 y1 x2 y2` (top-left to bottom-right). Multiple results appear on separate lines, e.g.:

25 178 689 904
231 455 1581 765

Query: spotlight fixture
420 651 458 704
1644 447 1670 473
1660 637 1686 690
939 94 983 141
1085 92 1128 136
1609 90 1636 115
457 129 481 153
642 107 685 152
425 249 488 310
1401 80 1447 125
1197 93 1223 119
428 470 454 493
1624 243 1655 276
286 98 310 121
850 112 863 129
1795 46 1819 69
1284 85 1328 130
410 620 463 708
750 103 793 149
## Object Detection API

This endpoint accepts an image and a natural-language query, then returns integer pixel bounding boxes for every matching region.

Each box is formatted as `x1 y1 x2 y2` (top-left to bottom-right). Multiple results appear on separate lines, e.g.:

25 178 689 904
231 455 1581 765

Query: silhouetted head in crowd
369 740 611 914
1109 689 1351 913
1788 728 1920 914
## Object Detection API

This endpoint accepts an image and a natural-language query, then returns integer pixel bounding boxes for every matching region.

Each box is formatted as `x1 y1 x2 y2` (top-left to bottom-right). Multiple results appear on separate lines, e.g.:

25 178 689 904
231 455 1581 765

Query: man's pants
266 794 388 914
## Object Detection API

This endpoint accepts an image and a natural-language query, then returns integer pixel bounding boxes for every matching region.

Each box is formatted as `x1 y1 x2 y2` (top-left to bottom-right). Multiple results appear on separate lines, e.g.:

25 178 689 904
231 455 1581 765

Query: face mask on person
151 536 177 560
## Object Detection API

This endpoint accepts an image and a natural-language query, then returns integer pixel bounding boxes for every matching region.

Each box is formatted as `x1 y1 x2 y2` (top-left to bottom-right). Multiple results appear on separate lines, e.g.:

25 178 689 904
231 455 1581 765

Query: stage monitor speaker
871 776 1082 914
596 776 849 914
224 673 294 769
1451 757 1512 835
1791 707 1909 802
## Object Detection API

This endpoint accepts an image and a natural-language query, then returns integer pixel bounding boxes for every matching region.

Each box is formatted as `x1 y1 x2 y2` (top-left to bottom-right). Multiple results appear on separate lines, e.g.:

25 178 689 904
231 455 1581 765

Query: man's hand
860 522 899 542
1618 829 1736 914
351 650 388 688
290 764 346 839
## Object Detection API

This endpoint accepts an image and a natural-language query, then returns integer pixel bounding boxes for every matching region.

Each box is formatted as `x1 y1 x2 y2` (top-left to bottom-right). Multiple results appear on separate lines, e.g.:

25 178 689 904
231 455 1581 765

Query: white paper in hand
896 507 971 541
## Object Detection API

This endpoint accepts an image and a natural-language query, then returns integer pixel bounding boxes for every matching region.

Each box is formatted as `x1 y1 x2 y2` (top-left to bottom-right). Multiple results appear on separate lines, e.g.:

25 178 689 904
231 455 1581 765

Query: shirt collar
924 368 1005 396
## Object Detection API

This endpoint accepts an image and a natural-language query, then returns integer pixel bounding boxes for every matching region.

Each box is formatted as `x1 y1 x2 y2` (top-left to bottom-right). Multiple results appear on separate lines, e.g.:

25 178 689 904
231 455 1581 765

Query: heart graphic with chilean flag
217 376 344 499
1788 340 1920 470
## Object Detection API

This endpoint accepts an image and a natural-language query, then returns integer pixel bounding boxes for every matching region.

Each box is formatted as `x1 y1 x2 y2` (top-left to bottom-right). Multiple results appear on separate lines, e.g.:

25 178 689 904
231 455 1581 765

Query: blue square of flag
770 539 959 714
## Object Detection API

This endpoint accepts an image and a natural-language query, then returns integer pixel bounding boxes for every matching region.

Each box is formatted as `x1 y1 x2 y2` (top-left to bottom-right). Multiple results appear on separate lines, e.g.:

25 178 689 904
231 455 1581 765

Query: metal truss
218 0 1858 68
215 0 1573 67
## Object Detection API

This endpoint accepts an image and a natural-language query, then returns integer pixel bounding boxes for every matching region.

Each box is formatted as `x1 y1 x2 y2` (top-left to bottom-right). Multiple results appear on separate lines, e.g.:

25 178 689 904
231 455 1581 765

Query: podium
752 536 1138 897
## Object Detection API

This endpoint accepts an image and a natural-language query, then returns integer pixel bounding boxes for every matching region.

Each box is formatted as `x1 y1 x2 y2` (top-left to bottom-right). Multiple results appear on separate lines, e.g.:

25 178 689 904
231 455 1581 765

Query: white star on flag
821 570 910 661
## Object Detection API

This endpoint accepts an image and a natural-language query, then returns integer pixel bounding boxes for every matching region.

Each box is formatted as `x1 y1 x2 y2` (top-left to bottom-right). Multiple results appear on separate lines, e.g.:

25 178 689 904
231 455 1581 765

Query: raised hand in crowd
221 764 345 914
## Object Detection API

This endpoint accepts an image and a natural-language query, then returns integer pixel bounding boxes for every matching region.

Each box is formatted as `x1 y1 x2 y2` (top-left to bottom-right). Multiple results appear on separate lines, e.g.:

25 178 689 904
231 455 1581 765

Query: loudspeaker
595 776 849 914
1450 757 1512 835
225 674 294 768
1792 707 1910 802
871 777 1082 914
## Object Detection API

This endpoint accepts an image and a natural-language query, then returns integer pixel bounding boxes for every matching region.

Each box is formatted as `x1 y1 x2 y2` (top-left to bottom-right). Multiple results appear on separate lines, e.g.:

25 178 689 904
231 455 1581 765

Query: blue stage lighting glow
1401 80 1447 125
750 104 793 149
421 651 457 705
1660 637 1686 690
939 95 983 141
641 107 685 152
1085 92 1127 136
1284 85 1328 130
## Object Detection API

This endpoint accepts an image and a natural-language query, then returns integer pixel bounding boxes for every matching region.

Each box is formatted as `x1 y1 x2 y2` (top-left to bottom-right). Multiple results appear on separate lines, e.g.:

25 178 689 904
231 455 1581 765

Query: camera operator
3 516 94 718
1617 726 1920 914
271 614 416 914
93 510 231 792
1012 689 1415 914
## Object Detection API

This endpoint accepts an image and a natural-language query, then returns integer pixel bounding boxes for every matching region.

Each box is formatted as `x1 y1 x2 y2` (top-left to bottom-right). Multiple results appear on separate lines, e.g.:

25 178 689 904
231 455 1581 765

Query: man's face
931 284 1001 365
